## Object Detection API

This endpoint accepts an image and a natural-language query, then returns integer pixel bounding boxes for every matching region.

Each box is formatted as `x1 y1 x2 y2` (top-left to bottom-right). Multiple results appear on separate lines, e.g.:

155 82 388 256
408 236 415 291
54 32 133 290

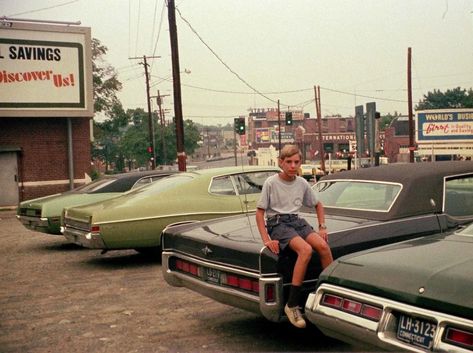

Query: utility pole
407 47 415 163
156 90 169 164
129 54 160 170
168 0 186 171
277 100 281 152
314 85 326 173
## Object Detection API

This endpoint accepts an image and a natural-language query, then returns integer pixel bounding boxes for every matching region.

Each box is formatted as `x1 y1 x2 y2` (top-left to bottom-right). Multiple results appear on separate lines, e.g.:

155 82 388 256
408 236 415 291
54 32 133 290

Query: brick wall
0 117 91 201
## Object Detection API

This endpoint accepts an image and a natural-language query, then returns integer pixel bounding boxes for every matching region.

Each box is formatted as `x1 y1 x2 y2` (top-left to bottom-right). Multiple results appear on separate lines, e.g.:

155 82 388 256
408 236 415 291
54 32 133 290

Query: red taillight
322 294 343 308
175 259 183 270
265 284 275 302
445 327 473 348
361 304 383 321
321 293 382 322
224 274 258 293
226 274 239 287
342 299 362 314
239 278 252 291
174 259 199 277
91 225 100 233
189 263 199 276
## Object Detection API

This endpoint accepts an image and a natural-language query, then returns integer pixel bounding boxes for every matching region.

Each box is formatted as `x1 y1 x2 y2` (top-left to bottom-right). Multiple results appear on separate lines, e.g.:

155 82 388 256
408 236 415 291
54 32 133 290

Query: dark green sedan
305 222 473 352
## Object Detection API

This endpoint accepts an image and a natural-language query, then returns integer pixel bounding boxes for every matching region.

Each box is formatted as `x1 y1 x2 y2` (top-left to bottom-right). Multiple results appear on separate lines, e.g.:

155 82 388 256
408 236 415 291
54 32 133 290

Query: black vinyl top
88 170 177 193
319 161 473 221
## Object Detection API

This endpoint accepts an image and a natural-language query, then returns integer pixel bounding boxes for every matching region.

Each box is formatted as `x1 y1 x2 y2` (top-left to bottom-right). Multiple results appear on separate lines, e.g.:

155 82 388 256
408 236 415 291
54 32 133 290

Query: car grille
18 208 41 217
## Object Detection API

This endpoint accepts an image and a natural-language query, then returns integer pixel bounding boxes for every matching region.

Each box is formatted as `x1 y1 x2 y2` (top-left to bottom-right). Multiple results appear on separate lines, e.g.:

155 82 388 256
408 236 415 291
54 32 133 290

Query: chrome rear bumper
305 283 473 353
162 251 285 322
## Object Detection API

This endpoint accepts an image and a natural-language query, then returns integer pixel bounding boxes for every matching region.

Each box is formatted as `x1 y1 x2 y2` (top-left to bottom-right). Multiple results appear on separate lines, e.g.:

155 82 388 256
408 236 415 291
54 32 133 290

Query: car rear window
125 175 193 197
444 175 473 217
71 178 117 193
314 180 402 212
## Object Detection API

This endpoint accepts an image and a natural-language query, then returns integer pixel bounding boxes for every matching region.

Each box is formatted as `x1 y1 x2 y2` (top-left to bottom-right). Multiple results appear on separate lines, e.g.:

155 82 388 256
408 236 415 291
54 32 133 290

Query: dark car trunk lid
163 212 375 276
325 234 473 320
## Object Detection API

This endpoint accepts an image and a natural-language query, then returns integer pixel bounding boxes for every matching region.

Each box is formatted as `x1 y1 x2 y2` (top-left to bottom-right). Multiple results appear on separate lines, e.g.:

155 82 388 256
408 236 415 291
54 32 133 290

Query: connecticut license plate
397 314 437 349
205 268 221 284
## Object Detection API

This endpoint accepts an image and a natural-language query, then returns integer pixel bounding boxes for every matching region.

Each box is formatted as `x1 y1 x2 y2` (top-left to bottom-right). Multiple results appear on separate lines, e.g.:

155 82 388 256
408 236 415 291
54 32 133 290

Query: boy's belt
267 214 299 223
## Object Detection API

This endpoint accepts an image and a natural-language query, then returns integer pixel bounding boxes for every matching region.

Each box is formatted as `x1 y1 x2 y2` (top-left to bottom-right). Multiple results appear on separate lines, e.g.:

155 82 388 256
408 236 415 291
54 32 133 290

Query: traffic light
234 117 246 135
147 146 153 153
285 112 293 125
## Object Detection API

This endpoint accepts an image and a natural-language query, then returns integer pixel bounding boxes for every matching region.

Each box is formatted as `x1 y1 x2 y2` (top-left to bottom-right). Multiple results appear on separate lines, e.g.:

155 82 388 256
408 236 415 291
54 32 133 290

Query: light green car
62 166 279 253
16 171 175 234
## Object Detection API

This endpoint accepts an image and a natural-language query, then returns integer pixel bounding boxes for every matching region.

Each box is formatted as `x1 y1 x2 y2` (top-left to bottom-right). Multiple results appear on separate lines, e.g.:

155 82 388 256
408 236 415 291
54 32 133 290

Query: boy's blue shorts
266 214 315 251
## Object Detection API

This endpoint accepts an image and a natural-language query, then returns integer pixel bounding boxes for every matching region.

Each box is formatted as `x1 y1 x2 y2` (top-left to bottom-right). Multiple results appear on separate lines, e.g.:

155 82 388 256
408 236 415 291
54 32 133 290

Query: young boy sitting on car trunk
256 144 333 329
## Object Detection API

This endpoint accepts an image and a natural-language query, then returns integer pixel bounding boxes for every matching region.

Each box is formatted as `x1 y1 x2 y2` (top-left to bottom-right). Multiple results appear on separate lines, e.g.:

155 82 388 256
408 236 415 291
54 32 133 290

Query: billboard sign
0 21 93 117
417 109 473 143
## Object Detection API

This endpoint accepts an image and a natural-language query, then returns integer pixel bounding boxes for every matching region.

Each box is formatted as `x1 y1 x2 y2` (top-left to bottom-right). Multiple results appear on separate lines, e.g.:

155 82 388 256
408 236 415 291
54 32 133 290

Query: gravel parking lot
0 209 364 353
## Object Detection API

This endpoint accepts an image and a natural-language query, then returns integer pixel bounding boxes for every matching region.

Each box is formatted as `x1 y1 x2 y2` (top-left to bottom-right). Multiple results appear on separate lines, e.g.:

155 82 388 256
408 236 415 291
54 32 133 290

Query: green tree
90 38 127 172
162 119 201 165
92 38 122 114
416 87 473 110
120 108 151 167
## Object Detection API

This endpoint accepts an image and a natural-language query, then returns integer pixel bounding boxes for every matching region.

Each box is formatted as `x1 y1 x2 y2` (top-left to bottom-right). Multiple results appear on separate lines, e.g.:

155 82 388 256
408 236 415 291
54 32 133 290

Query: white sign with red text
0 21 93 117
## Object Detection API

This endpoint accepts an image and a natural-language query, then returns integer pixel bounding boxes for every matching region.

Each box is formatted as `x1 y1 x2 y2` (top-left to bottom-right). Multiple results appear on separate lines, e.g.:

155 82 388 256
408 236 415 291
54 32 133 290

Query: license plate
205 268 221 284
397 314 437 349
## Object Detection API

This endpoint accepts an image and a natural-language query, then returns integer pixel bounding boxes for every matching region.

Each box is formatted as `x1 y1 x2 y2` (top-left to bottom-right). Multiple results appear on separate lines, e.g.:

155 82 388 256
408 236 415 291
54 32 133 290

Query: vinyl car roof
89 170 177 193
318 161 473 221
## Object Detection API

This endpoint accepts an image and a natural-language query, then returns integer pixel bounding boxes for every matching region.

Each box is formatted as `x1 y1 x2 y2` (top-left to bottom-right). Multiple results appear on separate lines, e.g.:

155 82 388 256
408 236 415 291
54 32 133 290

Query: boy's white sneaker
284 304 306 328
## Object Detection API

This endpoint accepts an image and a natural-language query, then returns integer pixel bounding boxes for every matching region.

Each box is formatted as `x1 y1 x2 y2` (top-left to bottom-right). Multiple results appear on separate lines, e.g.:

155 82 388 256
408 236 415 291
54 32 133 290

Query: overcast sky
3 0 473 125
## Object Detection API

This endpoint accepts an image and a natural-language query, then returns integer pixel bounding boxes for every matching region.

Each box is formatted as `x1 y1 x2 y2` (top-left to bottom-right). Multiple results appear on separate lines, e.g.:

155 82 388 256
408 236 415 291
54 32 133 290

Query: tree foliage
416 87 473 110
92 38 122 115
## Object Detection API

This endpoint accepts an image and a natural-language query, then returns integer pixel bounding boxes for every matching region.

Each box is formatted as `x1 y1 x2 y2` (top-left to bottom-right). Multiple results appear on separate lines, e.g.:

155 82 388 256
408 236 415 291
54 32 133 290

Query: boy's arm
315 201 328 242
256 208 279 254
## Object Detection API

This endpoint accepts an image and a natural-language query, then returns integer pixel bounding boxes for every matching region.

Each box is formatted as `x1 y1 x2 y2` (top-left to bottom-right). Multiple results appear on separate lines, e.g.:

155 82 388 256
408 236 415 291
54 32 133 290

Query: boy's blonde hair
279 144 302 160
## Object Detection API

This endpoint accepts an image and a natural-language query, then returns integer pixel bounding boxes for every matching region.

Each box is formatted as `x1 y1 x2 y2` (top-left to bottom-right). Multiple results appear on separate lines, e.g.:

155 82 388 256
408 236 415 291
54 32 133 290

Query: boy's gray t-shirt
257 174 318 217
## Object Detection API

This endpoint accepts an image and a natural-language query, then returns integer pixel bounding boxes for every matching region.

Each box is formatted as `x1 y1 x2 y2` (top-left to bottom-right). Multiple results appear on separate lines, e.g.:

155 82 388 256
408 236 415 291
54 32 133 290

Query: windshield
314 180 402 212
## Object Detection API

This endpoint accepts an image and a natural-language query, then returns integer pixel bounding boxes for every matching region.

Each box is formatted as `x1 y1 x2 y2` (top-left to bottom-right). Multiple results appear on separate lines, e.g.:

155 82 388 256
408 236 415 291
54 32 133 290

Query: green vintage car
17 170 175 234
62 166 279 252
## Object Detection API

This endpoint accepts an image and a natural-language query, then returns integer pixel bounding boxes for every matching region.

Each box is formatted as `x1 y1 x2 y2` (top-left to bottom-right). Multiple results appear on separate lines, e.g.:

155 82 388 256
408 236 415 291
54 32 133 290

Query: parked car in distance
16 170 175 234
162 161 473 323
298 164 325 182
62 166 280 253
305 221 473 352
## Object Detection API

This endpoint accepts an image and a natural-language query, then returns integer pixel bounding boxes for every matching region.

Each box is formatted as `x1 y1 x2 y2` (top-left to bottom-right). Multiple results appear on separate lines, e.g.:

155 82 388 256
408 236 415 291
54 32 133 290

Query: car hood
18 193 121 217
163 212 373 274
321 234 473 319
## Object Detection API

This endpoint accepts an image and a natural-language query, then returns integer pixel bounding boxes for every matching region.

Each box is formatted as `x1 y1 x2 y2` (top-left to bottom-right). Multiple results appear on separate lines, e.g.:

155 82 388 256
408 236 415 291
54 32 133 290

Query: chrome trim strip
92 210 247 226
164 251 259 278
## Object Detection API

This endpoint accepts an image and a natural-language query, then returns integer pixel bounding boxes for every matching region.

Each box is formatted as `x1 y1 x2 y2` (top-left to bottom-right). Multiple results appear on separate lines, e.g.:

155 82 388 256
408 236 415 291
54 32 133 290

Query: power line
7 0 79 16
174 5 287 106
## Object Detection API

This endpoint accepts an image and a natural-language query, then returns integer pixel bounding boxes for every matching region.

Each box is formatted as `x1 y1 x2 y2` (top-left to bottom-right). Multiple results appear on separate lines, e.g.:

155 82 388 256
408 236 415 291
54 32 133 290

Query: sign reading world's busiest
417 109 473 143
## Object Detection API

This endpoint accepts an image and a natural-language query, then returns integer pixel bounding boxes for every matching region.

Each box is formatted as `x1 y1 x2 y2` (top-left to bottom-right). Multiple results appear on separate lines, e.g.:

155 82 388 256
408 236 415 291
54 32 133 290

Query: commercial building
0 20 93 207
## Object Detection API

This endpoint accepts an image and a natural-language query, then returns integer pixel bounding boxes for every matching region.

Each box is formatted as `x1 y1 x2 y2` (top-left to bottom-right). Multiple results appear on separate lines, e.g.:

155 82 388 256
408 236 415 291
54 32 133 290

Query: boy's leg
305 232 333 269
287 236 313 285
285 235 312 328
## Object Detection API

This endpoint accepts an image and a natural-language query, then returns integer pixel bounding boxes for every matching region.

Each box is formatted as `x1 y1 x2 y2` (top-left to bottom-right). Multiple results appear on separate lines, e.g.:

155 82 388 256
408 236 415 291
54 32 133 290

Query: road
0 210 369 353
